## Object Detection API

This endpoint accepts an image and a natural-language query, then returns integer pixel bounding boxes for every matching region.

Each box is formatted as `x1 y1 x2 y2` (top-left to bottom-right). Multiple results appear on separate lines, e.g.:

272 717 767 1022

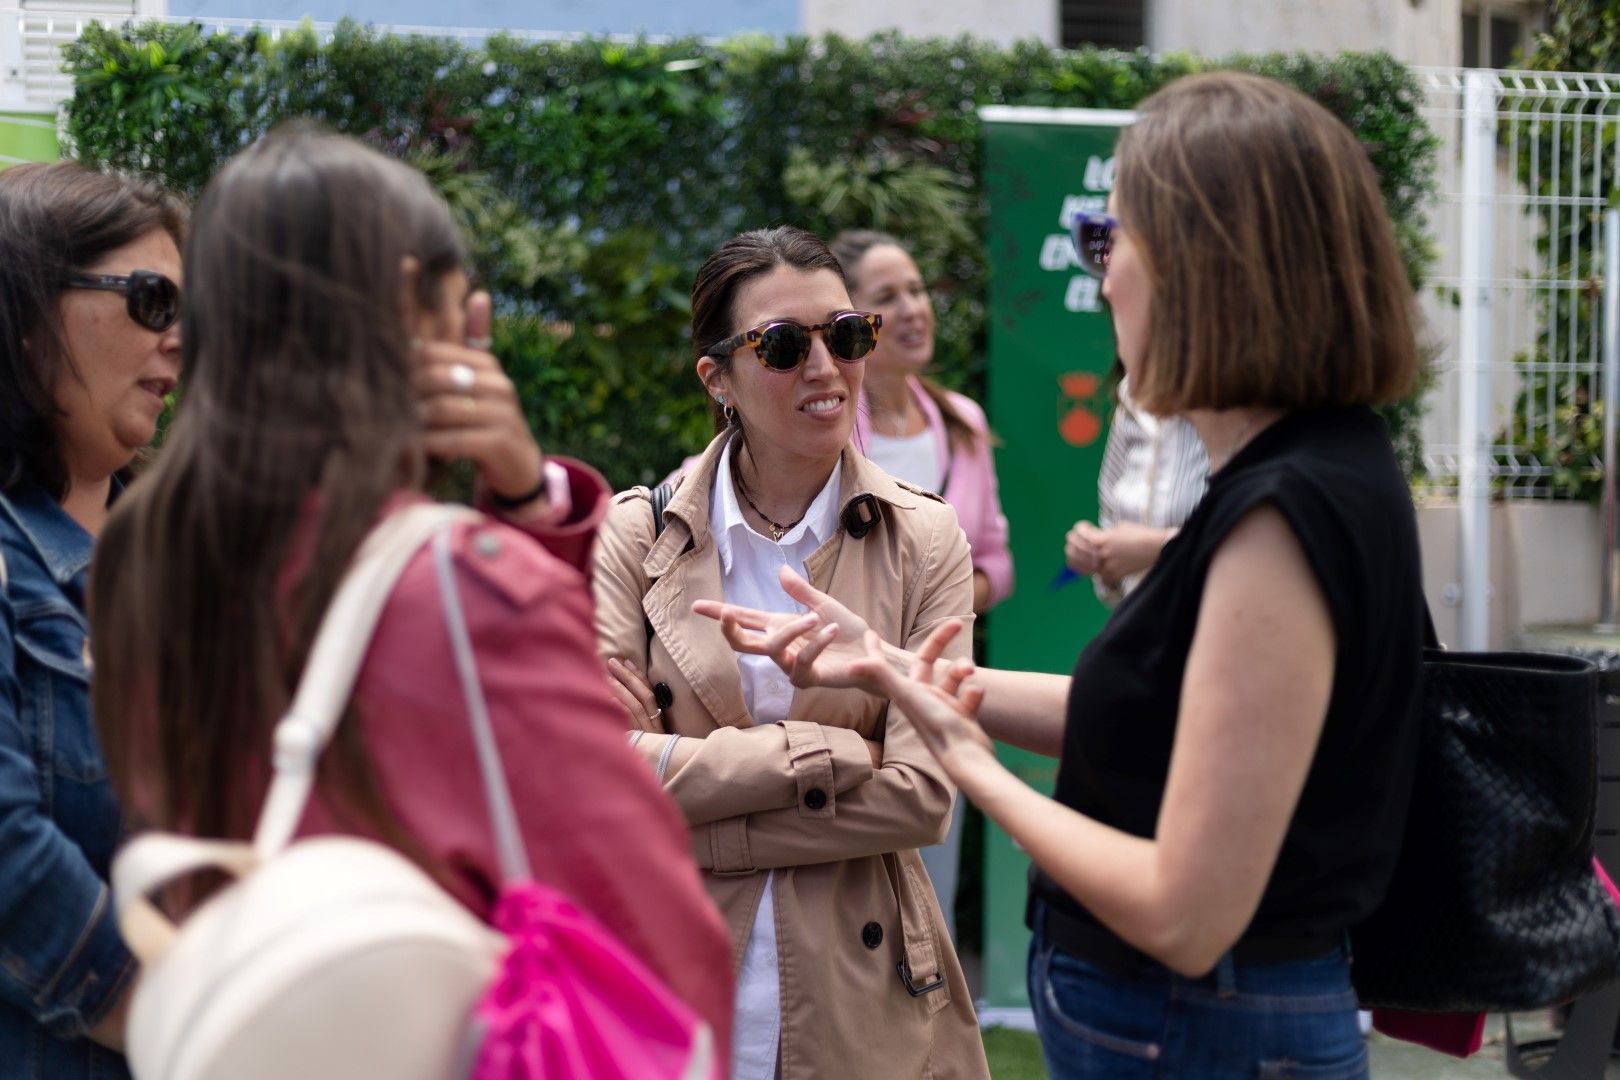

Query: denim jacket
0 483 133 1080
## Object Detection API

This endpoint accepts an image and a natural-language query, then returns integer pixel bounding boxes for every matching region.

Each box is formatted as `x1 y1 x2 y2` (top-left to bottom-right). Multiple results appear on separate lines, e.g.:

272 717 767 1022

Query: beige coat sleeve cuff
643 721 875 828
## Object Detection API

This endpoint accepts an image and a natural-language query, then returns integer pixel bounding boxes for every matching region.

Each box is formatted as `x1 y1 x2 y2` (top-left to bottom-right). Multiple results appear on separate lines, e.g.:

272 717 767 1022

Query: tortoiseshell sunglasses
706 311 882 372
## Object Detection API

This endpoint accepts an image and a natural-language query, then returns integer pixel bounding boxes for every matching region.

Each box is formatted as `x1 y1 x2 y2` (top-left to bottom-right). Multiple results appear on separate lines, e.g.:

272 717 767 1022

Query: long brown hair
91 129 465 840
829 228 980 454
0 162 185 498
1114 72 1416 415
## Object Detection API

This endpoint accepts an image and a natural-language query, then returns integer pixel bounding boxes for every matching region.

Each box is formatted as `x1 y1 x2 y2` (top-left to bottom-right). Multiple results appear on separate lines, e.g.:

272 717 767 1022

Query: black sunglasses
1070 211 1118 281
63 269 182 332
706 311 882 372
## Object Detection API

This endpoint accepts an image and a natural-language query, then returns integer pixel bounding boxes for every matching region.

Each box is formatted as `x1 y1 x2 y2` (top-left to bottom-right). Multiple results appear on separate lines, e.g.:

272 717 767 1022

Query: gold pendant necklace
734 463 804 542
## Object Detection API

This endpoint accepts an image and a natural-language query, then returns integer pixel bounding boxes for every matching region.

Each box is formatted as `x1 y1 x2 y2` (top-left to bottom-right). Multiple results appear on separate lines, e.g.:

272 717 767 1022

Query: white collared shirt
867 428 945 494
711 436 843 1080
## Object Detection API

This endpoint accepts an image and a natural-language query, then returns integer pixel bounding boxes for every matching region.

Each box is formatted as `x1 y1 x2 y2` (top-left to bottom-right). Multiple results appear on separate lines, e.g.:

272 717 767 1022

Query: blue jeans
1027 909 1367 1079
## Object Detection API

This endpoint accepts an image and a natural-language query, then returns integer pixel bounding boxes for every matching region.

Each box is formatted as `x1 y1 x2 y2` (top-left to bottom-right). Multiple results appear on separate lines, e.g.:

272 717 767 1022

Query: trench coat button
474 533 502 558
653 683 674 710
804 787 828 811
862 921 883 949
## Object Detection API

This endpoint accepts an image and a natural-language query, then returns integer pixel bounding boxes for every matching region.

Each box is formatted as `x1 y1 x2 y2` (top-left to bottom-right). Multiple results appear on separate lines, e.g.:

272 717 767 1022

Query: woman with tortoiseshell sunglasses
593 226 990 1080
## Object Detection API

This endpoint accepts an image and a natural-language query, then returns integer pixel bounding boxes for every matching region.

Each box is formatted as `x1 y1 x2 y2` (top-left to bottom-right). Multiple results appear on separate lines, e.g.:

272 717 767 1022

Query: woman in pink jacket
831 231 1013 614
87 130 733 1056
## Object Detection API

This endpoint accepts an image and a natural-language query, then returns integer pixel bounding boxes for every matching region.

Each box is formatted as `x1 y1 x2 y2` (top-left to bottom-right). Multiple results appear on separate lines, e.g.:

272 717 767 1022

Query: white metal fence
1417 67 1620 499
1416 67 1620 645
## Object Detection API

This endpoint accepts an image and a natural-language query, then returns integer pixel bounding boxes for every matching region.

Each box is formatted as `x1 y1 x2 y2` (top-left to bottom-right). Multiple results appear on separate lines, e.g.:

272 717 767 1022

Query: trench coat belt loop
885 853 946 996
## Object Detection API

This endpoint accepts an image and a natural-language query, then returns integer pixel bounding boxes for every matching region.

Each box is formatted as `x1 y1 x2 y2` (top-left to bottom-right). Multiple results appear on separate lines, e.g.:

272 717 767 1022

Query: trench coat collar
642 431 921 580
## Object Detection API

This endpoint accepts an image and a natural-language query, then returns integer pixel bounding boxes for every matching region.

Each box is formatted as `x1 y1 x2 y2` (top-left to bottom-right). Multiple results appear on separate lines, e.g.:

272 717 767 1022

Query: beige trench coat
593 434 990 1080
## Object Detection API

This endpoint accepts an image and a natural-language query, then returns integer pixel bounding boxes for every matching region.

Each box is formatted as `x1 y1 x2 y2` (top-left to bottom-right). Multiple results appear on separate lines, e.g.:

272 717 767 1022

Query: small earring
715 393 726 405
724 403 738 426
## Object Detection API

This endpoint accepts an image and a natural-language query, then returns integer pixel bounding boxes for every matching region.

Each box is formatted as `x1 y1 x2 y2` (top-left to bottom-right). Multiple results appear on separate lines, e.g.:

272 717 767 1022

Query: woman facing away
87 130 733 1057
0 160 184 1079
593 226 990 1079
703 73 1424 1079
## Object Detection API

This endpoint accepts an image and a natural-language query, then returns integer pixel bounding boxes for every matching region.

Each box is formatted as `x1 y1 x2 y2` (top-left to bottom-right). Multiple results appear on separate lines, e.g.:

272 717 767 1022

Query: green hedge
64 24 1438 486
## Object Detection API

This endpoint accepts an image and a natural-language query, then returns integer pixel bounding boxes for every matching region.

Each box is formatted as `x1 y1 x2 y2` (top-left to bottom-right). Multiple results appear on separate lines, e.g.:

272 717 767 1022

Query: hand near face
414 290 546 505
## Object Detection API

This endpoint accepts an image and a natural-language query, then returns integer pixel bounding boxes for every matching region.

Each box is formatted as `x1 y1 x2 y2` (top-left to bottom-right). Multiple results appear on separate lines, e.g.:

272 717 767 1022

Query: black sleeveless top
1033 405 1424 941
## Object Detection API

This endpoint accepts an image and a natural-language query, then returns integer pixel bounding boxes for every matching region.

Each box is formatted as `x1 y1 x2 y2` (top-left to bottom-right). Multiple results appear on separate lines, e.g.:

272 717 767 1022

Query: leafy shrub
64 24 1438 486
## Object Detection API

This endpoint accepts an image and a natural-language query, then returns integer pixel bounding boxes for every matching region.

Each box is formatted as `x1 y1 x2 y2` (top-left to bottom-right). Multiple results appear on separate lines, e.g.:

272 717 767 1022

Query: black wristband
487 474 550 511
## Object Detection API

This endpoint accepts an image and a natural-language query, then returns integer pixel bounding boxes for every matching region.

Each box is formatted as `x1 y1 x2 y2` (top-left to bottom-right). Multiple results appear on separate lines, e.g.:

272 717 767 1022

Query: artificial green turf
982 1026 1047 1079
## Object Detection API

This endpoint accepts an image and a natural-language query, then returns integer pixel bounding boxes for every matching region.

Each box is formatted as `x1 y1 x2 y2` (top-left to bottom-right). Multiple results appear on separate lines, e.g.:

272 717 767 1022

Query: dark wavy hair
92 128 465 842
0 162 185 498
691 226 849 435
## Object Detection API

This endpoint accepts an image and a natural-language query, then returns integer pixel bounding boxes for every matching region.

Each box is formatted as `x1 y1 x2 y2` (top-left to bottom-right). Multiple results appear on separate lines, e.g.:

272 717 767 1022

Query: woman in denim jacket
0 162 185 1079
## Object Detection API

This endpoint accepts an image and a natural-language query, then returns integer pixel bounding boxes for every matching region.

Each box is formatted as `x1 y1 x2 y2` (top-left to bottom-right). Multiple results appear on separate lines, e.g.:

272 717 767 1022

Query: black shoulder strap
649 482 673 539
643 482 674 646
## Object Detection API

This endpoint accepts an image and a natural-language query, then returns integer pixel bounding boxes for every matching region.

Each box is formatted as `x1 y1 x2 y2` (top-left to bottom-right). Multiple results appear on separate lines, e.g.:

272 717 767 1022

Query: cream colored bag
113 503 500 1080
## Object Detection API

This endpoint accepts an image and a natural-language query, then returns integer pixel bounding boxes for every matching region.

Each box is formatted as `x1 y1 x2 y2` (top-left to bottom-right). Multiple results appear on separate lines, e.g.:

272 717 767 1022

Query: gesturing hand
858 624 994 779
693 565 880 691
693 564 977 705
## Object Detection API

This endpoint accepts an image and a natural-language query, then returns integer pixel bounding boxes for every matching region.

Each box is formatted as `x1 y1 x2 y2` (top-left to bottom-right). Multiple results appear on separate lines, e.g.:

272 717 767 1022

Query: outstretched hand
693 565 878 690
692 565 975 695
857 624 995 778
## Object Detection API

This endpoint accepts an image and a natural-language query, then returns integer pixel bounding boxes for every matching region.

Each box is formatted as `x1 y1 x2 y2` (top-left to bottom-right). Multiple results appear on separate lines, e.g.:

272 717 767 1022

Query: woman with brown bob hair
88 129 733 1053
704 72 1422 1078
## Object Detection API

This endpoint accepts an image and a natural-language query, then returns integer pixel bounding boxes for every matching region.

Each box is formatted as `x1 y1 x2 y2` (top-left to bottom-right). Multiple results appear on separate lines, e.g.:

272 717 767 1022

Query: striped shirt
1095 382 1209 604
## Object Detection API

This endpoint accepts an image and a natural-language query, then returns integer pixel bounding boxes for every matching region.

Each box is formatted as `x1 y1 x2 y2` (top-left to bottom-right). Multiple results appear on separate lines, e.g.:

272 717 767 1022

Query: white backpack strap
252 502 477 857
113 834 260 964
430 529 530 884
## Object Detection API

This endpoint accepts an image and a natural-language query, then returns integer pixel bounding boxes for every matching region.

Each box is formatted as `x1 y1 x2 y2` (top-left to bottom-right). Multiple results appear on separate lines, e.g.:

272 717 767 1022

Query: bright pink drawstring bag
470 885 716 1080
431 531 718 1080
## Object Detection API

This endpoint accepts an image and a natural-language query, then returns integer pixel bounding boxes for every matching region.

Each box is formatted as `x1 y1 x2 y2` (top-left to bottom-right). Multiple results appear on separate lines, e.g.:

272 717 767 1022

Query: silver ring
448 362 476 391
465 335 494 351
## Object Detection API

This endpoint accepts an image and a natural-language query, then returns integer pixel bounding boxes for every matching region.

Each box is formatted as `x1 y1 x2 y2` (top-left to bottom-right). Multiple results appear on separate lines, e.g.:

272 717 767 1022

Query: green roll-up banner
977 105 1132 1022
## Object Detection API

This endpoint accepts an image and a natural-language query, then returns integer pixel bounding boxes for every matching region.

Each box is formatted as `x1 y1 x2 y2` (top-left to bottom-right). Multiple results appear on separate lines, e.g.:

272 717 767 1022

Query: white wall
801 0 1055 46
1148 0 1457 66
1418 501 1601 647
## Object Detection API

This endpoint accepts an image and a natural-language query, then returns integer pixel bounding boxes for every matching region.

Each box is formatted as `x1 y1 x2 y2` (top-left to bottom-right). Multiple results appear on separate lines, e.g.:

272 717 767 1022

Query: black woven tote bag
1351 643 1620 1012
